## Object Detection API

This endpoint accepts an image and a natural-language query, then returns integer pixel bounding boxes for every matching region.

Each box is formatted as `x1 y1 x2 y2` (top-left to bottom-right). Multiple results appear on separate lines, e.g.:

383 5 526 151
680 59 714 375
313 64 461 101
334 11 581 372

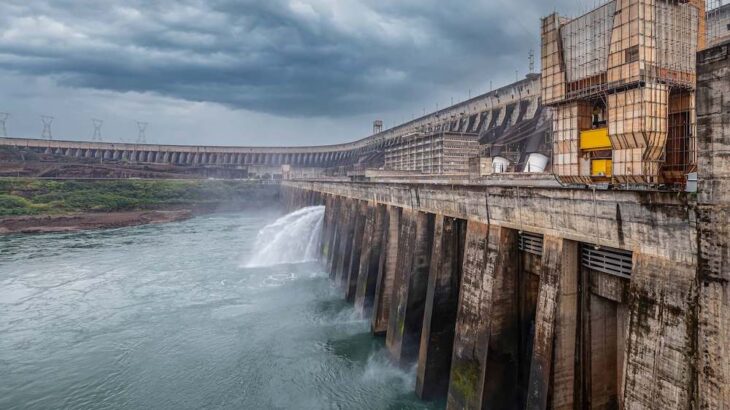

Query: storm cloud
0 0 583 144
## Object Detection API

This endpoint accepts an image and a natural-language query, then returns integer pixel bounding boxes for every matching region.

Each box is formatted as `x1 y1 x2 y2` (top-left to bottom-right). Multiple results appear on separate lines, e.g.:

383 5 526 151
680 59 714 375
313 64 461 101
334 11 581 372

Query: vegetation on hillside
0 179 275 216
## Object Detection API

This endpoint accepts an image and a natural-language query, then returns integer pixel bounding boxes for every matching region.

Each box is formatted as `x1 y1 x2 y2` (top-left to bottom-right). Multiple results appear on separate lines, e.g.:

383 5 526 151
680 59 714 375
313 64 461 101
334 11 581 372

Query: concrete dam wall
281 182 712 409
273 41 730 410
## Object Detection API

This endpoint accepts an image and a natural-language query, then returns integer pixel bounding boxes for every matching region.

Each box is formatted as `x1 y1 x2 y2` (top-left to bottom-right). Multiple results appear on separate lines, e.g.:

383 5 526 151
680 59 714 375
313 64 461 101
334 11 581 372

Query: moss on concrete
450 359 480 403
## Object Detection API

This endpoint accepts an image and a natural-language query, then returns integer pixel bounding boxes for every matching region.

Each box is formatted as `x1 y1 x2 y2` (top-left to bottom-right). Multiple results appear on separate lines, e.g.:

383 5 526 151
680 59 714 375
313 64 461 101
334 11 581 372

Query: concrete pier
416 215 465 400
386 210 435 366
372 206 401 335
344 201 367 302
446 223 515 409
354 203 387 315
697 41 730 410
334 199 356 288
321 195 337 263
526 236 578 410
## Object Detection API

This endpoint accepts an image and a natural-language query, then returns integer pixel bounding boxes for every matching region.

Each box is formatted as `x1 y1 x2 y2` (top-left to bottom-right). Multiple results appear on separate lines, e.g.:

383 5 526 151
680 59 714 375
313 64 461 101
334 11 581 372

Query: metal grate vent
581 246 633 279
519 232 544 256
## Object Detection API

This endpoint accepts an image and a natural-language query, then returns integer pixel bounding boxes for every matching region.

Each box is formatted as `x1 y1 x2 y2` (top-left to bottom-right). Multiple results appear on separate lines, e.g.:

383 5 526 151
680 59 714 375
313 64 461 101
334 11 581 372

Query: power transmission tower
0 113 8 137
92 119 103 141
41 115 54 140
529 49 535 73
136 121 148 143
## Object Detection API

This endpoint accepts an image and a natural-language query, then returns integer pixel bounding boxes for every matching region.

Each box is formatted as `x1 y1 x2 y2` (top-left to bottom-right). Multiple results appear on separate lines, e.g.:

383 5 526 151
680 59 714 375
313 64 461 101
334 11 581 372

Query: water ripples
0 209 441 410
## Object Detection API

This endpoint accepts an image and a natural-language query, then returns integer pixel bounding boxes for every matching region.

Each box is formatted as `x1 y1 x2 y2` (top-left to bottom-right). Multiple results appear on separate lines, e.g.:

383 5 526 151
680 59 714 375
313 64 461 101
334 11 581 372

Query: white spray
246 206 325 268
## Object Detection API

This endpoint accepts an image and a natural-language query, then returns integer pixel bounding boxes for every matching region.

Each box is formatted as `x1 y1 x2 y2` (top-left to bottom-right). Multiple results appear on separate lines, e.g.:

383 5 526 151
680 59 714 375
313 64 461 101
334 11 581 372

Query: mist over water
0 209 442 410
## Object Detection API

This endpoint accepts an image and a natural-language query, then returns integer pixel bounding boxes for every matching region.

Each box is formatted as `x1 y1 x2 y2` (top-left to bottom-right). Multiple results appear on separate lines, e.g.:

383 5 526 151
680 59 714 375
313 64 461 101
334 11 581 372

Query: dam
275 31 729 410
1 1 729 409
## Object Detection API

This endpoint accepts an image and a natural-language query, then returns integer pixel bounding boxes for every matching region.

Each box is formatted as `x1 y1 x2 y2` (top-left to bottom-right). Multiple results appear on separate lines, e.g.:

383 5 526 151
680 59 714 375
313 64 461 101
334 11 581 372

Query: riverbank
0 210 194 234
0 178 280 234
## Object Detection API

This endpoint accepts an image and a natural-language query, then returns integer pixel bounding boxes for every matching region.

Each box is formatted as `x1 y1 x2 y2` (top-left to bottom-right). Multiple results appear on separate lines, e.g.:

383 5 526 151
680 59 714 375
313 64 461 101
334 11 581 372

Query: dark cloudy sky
0 0 585 146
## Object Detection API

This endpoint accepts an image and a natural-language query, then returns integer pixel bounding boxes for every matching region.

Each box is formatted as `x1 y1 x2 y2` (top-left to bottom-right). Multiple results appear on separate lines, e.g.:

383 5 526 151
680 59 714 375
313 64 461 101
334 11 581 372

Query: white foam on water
245 206 325 268
361 350 417 394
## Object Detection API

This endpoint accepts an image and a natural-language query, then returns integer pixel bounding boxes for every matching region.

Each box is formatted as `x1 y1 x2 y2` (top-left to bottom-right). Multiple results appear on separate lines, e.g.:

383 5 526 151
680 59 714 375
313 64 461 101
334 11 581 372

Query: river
0 208 444 409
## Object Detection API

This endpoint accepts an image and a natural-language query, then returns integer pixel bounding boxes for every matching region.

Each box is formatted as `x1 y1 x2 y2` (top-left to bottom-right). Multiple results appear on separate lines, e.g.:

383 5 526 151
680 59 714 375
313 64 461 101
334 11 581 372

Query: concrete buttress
416 215 466 400
327 197 344 278
446 222 508 409
386 209 435 366
372 206 401 336
335 199 357 289
345 201 367 302
525 236 578 410
697 41 730 410
355 204 387 316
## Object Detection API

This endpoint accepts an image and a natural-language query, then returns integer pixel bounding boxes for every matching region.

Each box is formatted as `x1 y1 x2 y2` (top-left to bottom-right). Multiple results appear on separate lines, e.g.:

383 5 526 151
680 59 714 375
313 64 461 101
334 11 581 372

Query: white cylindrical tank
492 157 510 174
523 153 549 173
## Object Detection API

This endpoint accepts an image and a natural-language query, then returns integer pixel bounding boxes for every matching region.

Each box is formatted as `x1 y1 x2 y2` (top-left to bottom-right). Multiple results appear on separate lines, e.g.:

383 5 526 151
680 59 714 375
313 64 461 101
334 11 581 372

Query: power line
41 115 54 140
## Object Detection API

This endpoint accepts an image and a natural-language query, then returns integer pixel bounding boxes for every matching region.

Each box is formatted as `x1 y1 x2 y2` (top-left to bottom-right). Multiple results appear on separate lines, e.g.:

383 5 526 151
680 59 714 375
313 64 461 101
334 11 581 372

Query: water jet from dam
246 206 325 268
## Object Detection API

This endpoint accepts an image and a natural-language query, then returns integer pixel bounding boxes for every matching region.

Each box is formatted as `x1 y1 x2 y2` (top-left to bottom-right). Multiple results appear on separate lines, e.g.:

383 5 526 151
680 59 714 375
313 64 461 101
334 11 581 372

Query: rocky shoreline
0 210 194 234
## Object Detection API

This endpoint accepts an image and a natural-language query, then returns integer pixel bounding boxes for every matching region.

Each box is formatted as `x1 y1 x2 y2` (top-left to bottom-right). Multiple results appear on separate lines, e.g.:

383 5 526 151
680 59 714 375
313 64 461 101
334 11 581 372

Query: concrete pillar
355 203 387 316
621 252 697 409
446 220 491 409
334 199 356 287
320 195 334 261
327 197 344 277
386 210 435 366
322 196 339 268
526 236 579 410
344 201 367 301
697 42 730 410
446 223 519 410
416 216 466 400
481 227 521 409
372 206 401 336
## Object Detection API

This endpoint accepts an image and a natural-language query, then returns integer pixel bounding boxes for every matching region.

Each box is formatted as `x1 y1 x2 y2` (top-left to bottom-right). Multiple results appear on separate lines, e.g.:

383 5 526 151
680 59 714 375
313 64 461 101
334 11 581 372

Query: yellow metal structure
580 128 611 150
591 159 613 177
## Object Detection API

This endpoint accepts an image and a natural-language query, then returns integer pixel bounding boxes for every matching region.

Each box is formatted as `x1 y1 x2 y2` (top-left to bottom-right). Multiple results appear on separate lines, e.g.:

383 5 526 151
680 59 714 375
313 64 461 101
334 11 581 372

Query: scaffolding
384 132 480 175
707 0 730 46
542 0 705 188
